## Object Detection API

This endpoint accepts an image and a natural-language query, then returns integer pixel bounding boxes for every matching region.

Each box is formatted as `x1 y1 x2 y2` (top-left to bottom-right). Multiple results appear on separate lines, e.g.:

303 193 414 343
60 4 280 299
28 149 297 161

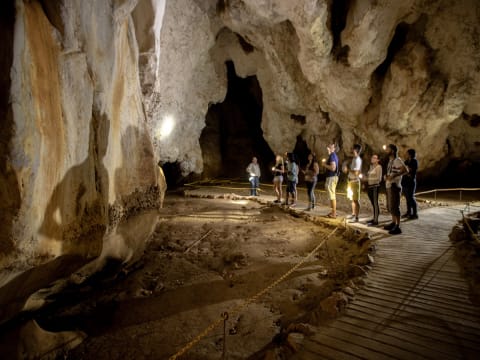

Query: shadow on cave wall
200 61 274 182
38 114 109 257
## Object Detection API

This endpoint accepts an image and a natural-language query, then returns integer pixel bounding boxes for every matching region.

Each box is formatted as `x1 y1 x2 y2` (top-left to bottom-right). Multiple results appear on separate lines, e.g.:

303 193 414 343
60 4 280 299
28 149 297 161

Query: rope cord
169 226 339 359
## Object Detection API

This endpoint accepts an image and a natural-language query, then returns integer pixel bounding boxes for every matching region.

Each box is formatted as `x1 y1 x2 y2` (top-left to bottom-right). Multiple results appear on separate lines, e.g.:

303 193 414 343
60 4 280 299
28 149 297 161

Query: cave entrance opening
200 61 274 182
161 161 185 190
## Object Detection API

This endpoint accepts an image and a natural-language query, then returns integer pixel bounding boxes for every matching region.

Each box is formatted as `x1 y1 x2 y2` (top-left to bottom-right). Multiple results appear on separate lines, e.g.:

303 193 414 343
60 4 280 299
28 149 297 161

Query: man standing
346 144 362 223
384 144 409 235
246 156 261 196
323 143 339 218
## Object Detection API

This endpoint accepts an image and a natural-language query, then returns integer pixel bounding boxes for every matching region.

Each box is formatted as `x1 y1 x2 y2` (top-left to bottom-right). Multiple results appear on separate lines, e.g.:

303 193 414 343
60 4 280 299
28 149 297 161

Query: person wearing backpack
302 152 320 210
323 142 339 218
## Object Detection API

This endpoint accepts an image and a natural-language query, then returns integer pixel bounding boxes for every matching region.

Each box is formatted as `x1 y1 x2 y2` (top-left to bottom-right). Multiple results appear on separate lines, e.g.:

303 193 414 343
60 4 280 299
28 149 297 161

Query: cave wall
1 0 165 268
136 0 480 179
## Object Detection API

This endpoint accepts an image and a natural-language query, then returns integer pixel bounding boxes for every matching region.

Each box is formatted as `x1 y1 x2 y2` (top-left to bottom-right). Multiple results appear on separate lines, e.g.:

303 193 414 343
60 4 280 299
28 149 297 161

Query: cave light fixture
156 114 175 140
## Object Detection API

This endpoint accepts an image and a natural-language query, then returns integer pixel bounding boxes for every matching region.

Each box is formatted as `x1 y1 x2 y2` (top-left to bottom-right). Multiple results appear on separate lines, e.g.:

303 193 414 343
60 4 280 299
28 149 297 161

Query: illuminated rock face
1 1 480 272
0 0 164 269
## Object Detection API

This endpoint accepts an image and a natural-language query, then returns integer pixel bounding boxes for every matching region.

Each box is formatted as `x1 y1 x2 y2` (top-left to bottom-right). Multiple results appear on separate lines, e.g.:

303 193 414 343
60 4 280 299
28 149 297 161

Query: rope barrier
185 179 480 202
169 226 340 360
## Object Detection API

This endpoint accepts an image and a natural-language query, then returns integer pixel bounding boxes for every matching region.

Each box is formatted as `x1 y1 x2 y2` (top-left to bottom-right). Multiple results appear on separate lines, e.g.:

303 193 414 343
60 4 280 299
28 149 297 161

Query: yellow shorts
349 180 361 201
325 176 338 200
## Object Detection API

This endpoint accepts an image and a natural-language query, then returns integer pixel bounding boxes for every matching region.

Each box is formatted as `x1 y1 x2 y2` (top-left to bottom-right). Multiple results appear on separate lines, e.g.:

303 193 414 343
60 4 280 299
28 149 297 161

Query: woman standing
366 154 382 225
302 153 319 210
272 155 284 203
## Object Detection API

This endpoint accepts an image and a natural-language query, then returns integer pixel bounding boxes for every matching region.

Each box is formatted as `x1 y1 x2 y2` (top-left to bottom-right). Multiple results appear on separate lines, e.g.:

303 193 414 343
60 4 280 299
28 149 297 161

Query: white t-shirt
348 156 362 181
386 157 406 189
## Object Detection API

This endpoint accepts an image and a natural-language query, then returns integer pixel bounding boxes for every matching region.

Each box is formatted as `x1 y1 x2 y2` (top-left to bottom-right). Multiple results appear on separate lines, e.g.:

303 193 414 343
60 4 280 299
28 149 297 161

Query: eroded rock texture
0 0 165 327
138 0 480 179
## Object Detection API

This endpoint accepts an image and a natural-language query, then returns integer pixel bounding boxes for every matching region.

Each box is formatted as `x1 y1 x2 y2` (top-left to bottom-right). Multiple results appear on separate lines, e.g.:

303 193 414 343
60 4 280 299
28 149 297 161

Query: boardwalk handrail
415 187 480 202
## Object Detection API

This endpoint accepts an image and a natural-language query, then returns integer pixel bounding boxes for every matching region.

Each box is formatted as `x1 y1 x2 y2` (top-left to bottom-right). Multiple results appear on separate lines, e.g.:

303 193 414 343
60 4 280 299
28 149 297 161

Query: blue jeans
249 176 259 196
306 179 317 206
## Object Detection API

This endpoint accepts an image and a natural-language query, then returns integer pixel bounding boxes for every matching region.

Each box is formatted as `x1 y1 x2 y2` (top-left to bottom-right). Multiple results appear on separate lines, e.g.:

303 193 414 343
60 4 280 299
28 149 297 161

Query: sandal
326 213 337 218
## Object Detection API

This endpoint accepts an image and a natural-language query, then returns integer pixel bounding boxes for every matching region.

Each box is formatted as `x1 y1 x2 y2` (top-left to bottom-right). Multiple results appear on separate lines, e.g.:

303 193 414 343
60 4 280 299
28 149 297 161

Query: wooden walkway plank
345 306 480 351
338 313 473 355
306 333 399 360
359 283 479 313
363 278 473 303
347 302 480 344
328 320 458 360
354 288 480 321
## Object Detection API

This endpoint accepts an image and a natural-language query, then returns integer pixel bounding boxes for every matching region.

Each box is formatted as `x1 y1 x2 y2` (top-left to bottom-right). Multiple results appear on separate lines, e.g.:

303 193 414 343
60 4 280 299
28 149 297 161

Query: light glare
156 115 175 139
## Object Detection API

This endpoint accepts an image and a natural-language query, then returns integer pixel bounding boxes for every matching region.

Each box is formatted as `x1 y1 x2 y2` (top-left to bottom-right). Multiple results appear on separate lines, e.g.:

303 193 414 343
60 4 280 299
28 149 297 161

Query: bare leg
353 200 360 217
330 199 337 216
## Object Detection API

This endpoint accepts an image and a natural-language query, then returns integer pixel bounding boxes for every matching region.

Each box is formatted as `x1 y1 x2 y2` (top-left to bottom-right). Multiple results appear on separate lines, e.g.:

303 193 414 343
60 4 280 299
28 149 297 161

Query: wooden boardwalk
293 206 480 360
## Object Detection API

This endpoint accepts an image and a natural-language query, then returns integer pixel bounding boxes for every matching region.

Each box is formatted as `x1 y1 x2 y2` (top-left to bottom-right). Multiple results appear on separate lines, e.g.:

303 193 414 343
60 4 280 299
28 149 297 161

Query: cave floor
3 183 480 359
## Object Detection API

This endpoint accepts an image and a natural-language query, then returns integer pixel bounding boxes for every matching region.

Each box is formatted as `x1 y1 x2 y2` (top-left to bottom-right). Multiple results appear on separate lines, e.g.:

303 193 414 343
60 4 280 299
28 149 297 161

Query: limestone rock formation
139 0 480 177
0 0 165 325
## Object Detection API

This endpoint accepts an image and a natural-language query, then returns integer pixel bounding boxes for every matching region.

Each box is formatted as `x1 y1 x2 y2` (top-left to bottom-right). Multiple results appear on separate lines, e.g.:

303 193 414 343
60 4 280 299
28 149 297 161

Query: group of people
246 142 418 236
246 143 339 211
344 143 418 235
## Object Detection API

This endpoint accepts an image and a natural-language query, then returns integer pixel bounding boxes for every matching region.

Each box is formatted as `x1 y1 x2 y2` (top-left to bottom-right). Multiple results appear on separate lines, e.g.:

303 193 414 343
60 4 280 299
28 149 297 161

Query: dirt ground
24 188 383 360
3 183 478 360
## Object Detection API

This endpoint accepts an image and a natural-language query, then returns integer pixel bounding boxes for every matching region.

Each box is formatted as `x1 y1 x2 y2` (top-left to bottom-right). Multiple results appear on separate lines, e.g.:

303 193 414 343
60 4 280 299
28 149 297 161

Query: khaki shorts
349 180 361 201
325 176 338 200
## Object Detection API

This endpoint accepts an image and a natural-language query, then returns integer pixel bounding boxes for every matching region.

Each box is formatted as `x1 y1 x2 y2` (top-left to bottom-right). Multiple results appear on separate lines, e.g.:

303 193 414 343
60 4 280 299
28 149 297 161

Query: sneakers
348 217 359 223
383 222 396 230
346 214 356 220
401 213 410 218
389 226 402 235
409 214 419 220
367 220 378 226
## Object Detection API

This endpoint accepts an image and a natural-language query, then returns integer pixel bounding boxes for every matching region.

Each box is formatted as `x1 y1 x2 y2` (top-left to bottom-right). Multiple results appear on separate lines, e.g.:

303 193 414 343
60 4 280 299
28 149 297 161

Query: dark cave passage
200 60 274 181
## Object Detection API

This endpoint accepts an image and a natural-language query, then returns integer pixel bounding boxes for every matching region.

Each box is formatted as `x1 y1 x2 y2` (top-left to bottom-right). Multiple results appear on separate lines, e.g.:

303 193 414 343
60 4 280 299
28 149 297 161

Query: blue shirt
326 152 339 178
